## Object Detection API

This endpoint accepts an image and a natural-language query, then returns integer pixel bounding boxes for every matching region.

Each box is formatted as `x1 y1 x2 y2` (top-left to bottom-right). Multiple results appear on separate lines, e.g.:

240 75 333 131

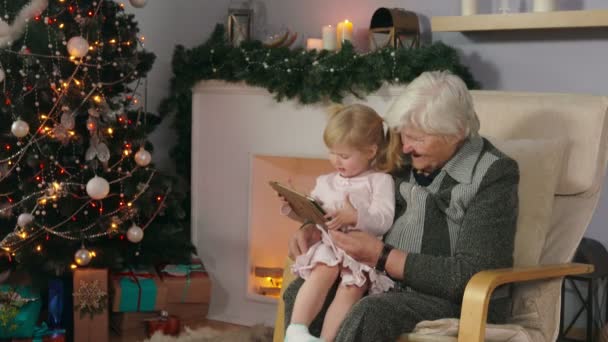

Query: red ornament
146 311 180 337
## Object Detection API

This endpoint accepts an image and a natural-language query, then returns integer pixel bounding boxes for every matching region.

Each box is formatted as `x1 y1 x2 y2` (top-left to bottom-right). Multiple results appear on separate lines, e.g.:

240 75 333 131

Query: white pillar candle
533 0 555 12
306 38 323 51
322 25 337 51
461 0 478 16
499 0 510 13
336 20 353 49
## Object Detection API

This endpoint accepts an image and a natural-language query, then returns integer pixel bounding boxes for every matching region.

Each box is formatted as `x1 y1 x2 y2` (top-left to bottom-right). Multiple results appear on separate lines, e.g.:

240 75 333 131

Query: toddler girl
282 104 402 342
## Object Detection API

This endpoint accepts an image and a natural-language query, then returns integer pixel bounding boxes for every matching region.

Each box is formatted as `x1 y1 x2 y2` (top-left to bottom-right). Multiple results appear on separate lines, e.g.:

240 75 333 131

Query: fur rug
143 325 274 342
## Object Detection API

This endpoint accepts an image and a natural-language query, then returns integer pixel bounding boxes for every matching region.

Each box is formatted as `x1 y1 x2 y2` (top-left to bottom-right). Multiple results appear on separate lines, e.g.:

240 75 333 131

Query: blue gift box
0 285 41 338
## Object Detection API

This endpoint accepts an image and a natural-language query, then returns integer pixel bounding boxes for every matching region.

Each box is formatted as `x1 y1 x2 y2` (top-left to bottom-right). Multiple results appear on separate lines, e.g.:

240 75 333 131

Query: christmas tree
0 0 195 276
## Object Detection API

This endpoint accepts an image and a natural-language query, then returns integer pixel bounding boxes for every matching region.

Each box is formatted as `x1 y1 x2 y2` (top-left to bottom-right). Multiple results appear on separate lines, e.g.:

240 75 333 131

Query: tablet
269 181 327 228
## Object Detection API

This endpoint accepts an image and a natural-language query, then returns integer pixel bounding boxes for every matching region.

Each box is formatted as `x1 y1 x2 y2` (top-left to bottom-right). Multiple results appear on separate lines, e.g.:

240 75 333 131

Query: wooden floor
110 318 246 341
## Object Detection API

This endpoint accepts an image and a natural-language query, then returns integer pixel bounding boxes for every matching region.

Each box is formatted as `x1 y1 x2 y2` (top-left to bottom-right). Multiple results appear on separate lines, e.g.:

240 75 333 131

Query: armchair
273 91 608 342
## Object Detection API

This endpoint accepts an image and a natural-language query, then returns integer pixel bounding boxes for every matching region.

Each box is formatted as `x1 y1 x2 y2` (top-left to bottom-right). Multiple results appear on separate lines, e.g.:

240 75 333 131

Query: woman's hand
325 194 358 230
288 223 321 260
329 230 383 267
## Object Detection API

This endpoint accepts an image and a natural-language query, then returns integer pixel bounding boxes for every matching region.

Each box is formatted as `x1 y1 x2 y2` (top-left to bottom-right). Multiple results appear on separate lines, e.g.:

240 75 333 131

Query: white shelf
431 9 608 32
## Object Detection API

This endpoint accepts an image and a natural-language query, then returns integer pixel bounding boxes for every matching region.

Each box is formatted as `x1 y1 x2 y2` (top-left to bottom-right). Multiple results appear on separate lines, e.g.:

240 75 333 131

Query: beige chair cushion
489 138 567 267
410 318 531 342
407 138 566 342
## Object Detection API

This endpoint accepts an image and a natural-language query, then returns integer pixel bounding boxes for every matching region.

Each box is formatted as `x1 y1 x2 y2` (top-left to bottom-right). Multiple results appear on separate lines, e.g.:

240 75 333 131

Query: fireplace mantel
191 80 407 326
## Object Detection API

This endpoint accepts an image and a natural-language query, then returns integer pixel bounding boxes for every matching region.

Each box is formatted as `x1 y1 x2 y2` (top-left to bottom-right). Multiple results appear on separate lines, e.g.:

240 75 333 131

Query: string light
0 0 165 262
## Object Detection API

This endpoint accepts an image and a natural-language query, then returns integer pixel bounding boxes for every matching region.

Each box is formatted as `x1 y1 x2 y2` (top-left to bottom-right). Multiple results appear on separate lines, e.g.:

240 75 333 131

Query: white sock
285 323 323 342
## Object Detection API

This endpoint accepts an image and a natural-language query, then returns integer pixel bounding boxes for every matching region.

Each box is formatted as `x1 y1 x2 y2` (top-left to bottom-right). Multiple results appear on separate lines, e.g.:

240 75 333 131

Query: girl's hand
329 230 383 267
325 194 358 230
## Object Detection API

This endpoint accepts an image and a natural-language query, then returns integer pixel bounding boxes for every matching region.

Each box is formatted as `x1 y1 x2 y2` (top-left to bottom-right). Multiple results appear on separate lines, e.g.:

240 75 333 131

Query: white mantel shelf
431 9 608 32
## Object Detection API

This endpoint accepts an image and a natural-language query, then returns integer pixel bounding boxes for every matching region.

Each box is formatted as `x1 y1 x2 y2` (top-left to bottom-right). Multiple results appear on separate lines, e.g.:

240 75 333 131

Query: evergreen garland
160 24 479 184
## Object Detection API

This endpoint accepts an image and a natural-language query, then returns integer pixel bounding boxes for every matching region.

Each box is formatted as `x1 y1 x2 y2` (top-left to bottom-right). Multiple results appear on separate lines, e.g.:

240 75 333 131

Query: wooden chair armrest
457 263 594 342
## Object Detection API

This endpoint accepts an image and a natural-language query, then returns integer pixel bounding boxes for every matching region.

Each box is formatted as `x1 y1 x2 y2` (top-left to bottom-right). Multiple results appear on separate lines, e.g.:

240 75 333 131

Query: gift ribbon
114 269 156 311
161 264 206 302
32 322 65 342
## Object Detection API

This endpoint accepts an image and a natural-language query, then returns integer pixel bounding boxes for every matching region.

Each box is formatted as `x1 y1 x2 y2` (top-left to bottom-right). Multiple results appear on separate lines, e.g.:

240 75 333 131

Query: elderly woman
283 70 519 341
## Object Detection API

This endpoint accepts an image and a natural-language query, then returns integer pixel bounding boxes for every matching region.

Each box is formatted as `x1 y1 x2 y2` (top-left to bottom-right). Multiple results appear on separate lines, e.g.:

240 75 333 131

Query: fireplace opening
247 154 332 302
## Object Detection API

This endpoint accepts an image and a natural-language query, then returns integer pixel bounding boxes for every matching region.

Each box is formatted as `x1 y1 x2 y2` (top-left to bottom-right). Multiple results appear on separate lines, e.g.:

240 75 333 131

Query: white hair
384 70 480 138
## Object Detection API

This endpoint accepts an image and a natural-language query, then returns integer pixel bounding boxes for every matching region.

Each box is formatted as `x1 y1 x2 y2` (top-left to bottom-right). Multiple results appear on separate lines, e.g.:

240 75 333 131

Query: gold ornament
73 280 107 318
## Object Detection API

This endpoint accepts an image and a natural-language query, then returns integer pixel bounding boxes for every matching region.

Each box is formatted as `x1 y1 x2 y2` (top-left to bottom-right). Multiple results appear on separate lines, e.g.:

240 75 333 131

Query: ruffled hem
291 229 394 294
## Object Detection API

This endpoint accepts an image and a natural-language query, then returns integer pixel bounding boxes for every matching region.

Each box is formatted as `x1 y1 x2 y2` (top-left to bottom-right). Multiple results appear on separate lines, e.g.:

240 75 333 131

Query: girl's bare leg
320 283 368 342
291 263 340 325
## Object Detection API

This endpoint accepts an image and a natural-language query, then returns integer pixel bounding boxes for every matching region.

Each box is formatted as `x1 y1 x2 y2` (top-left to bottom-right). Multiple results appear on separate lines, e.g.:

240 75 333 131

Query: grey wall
124 0 231 175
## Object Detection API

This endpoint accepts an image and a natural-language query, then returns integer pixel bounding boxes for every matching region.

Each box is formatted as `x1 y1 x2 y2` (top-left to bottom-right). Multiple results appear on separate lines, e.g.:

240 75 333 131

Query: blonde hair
323 104 402 173
384 70 480 139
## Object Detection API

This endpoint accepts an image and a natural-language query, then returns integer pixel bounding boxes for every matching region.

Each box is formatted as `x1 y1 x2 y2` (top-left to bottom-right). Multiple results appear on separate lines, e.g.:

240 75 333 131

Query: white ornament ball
134 147 152 167
74 248 92 266
127 224 144 243
11 119 29 138
86 176 110 200
17 213 34 228
129 0 147 8
0 68 4 82
67 36 89 58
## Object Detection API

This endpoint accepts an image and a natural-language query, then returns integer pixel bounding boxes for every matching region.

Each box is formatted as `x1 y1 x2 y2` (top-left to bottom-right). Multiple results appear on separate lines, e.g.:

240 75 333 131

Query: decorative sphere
86 176 110 200
127 224 144 243
134 147 152 167
0 68 4 82
67 36 89 58
74 248 92 266
11 119 29 138
129 0 147 8
17 213 34 228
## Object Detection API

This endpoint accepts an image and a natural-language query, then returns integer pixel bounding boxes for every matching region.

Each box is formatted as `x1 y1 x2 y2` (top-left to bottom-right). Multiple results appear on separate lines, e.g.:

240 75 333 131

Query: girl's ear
366 145 378 160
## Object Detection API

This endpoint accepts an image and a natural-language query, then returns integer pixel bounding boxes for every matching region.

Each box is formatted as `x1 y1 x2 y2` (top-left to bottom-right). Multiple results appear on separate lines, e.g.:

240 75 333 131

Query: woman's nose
402 142 414 154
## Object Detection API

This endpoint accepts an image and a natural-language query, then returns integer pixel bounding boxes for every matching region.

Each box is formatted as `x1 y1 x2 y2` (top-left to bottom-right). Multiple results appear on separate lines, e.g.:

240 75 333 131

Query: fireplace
191 80 397 325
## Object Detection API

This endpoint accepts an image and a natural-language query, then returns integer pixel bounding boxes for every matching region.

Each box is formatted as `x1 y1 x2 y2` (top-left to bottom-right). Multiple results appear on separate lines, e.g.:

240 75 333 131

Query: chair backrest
472 91 608 342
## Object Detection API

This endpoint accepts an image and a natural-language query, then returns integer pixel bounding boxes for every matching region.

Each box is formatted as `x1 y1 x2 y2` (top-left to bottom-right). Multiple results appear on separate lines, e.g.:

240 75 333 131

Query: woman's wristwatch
375 243 394 274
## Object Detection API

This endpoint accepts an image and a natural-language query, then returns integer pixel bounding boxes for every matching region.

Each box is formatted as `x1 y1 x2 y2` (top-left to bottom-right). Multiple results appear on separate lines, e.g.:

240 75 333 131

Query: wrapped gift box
111 268 167 312
110 311 157 333
73 268 108 342
165 303 209 326
0 285 41 339
158 259 211 304
11 325 66 342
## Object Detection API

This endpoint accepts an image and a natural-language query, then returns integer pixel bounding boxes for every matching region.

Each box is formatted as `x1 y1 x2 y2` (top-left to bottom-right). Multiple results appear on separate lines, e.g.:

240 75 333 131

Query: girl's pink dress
287 170 395 294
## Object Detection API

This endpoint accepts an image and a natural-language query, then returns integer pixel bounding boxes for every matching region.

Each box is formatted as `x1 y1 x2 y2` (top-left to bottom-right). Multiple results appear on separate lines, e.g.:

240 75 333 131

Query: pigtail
374 127 403 173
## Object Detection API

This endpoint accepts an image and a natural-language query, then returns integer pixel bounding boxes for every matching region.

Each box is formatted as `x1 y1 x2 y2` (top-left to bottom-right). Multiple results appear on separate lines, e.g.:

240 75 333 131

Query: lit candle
533 0 555 12
306 38 323 51
336 20 353 49
322 25 336 51
461 0 478 16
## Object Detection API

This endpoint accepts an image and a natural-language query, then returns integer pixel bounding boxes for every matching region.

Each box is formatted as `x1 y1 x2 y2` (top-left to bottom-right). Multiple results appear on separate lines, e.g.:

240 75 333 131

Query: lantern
227 6 253 46
369 8 420 50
